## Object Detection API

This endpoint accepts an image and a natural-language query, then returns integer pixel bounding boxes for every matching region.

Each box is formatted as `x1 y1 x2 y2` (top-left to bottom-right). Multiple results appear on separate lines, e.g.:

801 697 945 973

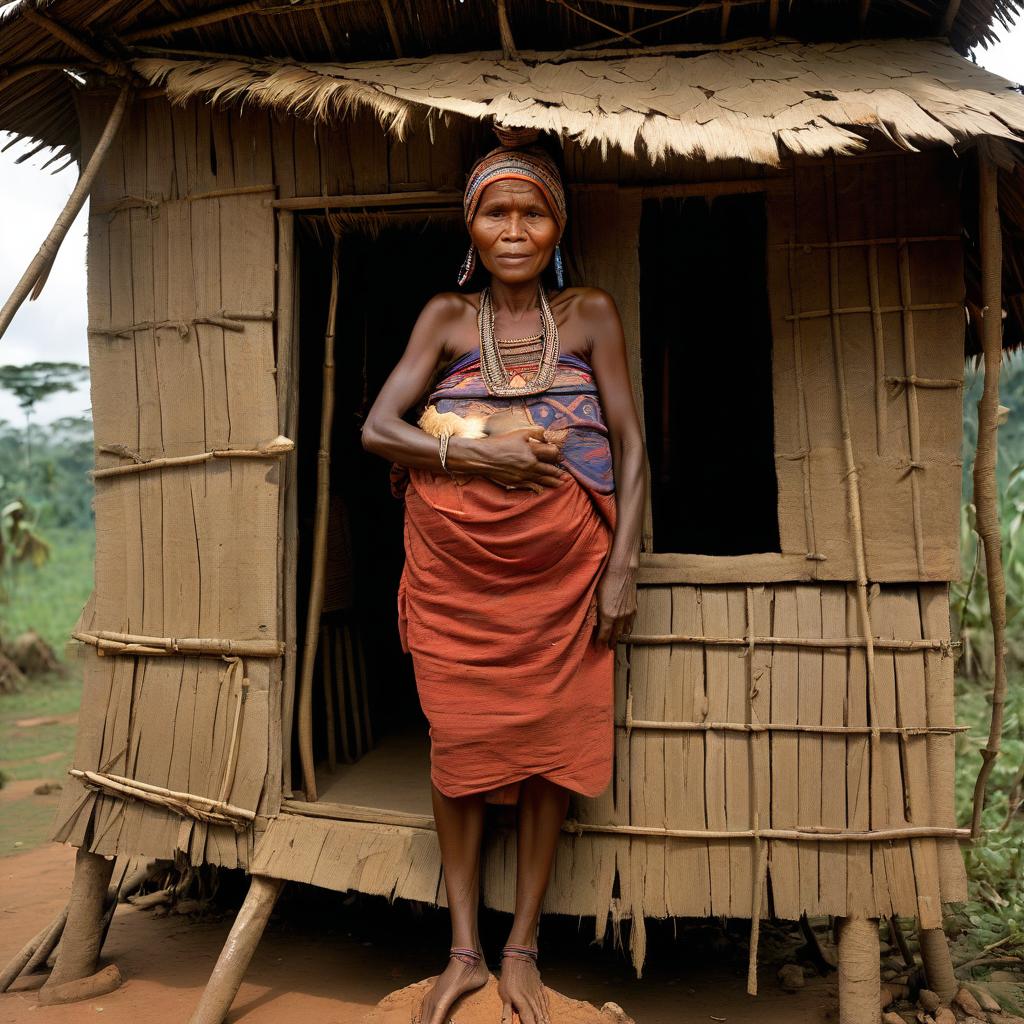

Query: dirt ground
0 843 840 1024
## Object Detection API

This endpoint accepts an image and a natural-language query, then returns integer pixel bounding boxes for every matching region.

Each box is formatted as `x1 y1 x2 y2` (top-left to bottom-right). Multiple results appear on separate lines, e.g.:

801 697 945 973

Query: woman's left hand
595 566 638 650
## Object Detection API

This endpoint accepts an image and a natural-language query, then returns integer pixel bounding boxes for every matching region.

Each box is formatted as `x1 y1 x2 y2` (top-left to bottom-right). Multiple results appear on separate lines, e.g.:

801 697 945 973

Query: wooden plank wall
53 92 281 869
486 581 967 973
767 150 965 582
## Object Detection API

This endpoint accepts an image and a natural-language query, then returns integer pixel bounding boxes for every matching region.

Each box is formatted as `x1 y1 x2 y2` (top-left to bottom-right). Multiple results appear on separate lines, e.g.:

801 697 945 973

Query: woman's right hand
457 426 565 494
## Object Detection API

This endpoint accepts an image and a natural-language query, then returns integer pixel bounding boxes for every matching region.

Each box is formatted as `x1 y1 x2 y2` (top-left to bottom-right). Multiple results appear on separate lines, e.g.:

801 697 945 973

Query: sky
0 27 1022 427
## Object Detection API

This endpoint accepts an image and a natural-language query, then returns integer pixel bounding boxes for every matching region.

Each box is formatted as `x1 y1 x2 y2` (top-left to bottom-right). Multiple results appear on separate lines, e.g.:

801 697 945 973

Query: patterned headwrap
457 142 567 286
463 145 567 234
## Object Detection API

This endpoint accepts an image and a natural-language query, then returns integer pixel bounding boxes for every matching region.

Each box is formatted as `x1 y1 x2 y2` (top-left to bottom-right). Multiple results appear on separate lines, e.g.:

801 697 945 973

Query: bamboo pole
970 143 1008 839
622 719 967 736
69 769 255 827
72 630 283 657
562 821 971 842
321 625 337 772
277 209 299 794
784 203 820 562
21 9 125 77
837 917 880 1024
0 84 131 343
297 233 342 801
622 632 951 651
0 919 59 992
91 435 293 478
188 876 285 1024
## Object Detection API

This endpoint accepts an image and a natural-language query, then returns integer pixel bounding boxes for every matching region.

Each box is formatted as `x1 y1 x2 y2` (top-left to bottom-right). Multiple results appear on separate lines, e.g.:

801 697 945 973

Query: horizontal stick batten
270 190 462 210
773 234 960 249
620 719 968 735
69 769 254 830
92 435 294 477
73 630 284 657
277 801 971 844
282 799 436 830
622 632 954 651
89 309 274 337
785 302 961 321
562 821 972 842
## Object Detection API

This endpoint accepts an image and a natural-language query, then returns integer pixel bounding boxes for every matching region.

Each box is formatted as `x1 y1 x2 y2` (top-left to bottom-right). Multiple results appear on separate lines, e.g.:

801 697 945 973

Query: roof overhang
133 38 1024 167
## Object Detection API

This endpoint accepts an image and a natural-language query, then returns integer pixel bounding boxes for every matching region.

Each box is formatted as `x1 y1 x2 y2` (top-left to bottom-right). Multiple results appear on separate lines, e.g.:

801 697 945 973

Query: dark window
639 194 780 556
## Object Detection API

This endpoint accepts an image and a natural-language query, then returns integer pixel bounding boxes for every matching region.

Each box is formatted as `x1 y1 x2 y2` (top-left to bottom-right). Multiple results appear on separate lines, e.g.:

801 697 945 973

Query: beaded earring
553 242 565 290
457 244 477 287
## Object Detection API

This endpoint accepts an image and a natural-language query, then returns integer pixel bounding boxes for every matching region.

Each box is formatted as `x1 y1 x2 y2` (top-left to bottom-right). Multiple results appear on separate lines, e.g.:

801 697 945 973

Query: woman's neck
488 277 541 321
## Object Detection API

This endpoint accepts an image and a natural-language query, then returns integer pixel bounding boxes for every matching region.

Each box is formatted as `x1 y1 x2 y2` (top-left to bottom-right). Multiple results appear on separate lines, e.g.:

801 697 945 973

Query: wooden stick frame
72 630 283 657
296 232 342 801
970 142 1009 838
0 85 132 342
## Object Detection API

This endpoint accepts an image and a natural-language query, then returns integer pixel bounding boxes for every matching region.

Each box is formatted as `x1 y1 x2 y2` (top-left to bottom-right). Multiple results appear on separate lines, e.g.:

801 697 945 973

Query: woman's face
469 179 560 286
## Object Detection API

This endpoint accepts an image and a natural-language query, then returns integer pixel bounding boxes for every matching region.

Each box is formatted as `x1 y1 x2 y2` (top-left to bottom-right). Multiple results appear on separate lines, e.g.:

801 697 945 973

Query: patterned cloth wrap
400 347 615 503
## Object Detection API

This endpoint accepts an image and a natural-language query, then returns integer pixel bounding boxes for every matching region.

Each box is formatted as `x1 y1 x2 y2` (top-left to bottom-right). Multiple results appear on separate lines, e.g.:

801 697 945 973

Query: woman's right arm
361 294 565 492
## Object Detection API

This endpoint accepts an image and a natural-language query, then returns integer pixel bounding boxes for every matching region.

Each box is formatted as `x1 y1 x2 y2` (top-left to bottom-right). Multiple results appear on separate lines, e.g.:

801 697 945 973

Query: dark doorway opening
639 193 780 556
293 214 468 809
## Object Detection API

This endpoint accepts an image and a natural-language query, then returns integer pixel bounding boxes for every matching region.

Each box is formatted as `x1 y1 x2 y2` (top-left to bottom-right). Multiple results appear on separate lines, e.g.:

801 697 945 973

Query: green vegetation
948 351 1024 974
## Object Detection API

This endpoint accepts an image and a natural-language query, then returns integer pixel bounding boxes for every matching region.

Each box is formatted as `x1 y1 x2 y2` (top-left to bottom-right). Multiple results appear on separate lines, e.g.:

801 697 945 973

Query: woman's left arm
582 288 648 650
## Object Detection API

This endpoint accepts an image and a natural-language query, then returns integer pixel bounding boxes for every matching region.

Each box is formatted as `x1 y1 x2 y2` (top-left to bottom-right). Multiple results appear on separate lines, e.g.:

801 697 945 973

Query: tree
0 362 88 466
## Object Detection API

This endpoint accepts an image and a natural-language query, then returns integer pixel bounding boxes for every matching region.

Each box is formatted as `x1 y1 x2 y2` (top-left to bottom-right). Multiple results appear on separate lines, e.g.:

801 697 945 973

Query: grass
0 667 82 857
0 524 94 654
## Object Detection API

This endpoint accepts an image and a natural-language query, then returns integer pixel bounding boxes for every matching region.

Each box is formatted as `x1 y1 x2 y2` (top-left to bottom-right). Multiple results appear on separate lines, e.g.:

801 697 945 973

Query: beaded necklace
478 285 560 397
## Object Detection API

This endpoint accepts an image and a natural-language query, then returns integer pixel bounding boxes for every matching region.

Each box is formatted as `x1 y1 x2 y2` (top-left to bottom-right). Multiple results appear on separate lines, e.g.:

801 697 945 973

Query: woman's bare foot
498 951 550 1024
415 950 489 1024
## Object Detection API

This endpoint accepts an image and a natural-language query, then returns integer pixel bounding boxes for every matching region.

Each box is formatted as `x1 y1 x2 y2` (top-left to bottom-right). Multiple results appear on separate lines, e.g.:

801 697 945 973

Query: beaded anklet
450 946 483 968
501 943 539 965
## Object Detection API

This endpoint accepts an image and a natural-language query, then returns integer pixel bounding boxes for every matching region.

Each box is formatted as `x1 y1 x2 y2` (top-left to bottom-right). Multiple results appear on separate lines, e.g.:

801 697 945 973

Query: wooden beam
0 85 132 344
0 62 79 97
769 0 779 33
21 9 125 77
939 0 961 33
379 0 403 57
118 0 361 43
859 0 872 27
496 0 518 59
969 140 1008 839
269 189 463 210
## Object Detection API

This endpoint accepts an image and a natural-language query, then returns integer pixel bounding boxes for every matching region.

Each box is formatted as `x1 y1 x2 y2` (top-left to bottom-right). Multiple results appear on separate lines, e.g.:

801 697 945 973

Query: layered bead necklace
478 285 560 397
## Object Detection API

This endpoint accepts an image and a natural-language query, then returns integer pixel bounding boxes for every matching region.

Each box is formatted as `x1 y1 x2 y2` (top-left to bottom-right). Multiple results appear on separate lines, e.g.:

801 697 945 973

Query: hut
1 1 1024 1020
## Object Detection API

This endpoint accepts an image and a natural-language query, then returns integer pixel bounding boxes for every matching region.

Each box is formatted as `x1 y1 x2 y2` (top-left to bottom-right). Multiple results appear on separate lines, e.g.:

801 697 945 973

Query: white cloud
0 23 1022 427
0 134 90 427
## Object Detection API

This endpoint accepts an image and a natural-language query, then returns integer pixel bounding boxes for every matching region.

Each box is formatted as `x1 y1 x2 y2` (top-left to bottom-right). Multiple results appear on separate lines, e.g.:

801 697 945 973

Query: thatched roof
133 39 1024 166
0 0 1021 163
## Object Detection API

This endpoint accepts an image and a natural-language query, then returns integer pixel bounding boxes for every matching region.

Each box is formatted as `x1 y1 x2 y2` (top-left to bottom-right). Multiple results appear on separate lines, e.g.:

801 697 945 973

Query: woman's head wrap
457 136 567 287
462 145 567 234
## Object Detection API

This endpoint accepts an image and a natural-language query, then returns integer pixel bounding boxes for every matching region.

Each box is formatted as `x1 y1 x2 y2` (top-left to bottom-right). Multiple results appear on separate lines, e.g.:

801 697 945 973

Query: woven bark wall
482 581 967 971
54 92 283 869
767 150 965 582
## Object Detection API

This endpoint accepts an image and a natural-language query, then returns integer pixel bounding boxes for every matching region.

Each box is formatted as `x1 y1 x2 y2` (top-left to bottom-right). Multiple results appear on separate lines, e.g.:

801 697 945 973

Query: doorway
293 213 468 813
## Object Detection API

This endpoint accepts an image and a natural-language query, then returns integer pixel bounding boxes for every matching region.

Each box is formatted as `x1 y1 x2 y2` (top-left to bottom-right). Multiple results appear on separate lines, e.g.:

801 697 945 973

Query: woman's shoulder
419 290 479 323
552 285 619 315
552 286 622 333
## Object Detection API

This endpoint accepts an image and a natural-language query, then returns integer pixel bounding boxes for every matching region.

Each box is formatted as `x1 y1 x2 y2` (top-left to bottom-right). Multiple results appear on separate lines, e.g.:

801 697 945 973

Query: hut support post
970 141 1008 838
189 875 285 1024
297 233 342 801
836 916 880 1024
0 84 131 341
918 926 958 1003
40 849 115 995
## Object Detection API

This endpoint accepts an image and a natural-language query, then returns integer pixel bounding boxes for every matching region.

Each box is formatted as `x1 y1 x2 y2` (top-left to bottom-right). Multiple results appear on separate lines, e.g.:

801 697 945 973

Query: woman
361 134 646 1024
